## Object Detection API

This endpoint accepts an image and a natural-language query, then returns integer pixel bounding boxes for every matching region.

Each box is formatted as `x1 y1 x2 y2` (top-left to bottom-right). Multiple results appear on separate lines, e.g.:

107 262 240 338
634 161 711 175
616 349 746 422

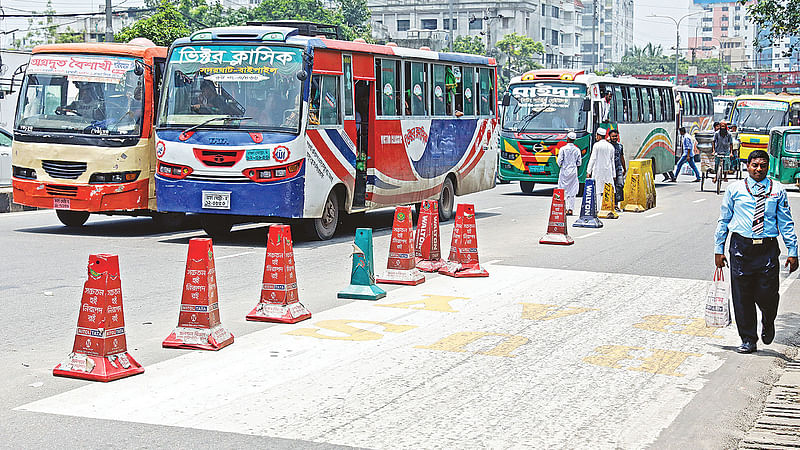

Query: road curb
739 357 800 449
0 187 37 213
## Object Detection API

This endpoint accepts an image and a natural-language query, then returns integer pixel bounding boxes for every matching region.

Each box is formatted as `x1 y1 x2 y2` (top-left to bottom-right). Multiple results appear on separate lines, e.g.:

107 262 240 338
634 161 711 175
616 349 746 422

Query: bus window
376 59 401 116
310 74 341 126
462 67 475 115
641 88 652 122
652 88 663 121
343 55 354 118
613 85 623 123
478 68 492 115
665 88 675 120
445 66 458 115
621 86 631 122
453 66 464 115
405 61 428 116
432 64 447 116
488 68 496 114
630 87 641 122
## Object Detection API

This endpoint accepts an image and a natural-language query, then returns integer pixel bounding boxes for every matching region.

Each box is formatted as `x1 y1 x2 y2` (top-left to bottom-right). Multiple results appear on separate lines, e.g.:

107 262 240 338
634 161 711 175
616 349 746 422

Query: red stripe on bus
308 130 355 186
368 185 442 205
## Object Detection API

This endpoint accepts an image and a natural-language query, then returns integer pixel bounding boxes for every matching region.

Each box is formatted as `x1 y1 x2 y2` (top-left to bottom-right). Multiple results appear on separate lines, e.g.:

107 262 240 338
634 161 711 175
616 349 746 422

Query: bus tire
151 212 184 231
201 215 234 238
438 177 455 221
520 181 535 193
56 210 90 227
307 190 340 240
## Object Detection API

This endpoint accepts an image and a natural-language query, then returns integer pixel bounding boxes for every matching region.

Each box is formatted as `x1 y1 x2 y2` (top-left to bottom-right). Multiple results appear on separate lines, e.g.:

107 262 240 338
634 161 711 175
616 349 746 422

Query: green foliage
452 36 485 55
611 43 731 76
55 27 84 44
115 1 191 46
745 0 800 54
495 32 544 76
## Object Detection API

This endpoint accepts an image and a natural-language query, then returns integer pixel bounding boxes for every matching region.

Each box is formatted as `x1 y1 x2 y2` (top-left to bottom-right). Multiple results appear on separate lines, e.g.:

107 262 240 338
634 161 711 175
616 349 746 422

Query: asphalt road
2 173 800 448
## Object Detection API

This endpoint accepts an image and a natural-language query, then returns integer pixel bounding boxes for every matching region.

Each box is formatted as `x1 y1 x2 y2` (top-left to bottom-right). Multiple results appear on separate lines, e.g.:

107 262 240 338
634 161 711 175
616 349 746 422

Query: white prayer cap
567 132 577 140
596 128 607 136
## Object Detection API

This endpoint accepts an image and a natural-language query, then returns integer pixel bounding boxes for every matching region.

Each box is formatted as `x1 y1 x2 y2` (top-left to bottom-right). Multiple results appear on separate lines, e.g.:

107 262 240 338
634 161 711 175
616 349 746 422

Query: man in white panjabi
557 131 583 215
587 127 616 211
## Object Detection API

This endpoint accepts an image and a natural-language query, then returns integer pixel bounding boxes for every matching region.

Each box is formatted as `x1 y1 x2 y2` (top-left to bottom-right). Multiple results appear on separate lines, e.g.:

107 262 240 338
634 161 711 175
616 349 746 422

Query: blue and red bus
154 25 499 239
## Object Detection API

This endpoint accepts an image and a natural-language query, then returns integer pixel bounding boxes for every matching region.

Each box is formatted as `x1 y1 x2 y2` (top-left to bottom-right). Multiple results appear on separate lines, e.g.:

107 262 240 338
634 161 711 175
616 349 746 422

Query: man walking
557 131 582 215
607 129 626 209
587 127 616 212
673 127 701 182
715 150 798 353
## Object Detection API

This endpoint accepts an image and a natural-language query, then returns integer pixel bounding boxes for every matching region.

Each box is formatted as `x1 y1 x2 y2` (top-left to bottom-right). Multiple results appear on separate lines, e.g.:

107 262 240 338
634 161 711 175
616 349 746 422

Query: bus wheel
201 215 234 238
56 210 90 227
308 190 339 240
151 212 184 231
520 181 535 193
438 177 455 221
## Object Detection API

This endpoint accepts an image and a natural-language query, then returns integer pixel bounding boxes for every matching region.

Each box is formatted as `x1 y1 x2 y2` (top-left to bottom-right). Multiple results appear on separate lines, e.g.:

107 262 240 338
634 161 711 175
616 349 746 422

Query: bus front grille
186 173 252 183
42 160 88 179
45 184 79 197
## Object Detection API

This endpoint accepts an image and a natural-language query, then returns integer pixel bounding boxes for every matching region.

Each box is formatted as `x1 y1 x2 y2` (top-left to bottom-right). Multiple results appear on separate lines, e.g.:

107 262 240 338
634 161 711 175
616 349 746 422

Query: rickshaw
768 126 800 188
698 130 742 194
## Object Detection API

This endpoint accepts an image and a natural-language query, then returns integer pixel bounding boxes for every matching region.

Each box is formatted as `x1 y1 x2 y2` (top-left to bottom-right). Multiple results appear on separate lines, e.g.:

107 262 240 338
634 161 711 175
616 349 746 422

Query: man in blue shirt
715 150 798 353
673 127 701 182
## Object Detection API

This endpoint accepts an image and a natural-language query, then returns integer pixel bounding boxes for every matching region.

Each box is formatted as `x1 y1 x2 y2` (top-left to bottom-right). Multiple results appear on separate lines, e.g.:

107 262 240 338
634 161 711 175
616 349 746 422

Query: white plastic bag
705 268 731 328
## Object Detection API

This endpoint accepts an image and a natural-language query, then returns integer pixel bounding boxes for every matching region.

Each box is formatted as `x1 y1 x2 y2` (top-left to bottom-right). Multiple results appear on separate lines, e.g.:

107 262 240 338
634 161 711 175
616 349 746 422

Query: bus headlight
89 171 140 184
501 151 519 160
782 157 800 168
12 166 37 180
244 160 303 182
158 162 193 179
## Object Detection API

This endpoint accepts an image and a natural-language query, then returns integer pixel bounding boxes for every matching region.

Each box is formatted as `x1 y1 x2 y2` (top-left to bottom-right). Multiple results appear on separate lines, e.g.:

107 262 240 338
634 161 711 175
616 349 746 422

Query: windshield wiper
180 115 252 136
515 101 552 131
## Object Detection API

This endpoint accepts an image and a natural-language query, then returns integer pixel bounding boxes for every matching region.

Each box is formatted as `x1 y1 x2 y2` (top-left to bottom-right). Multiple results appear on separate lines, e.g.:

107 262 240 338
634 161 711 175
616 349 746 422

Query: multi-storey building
578 0 633 71
686 0 756 70
368 0 584 69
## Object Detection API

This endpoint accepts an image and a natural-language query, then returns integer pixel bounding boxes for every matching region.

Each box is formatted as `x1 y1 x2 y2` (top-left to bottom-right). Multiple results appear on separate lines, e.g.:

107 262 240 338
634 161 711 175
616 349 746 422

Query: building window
551 30 559 46
541 27 546 40
541 5 546 16
469 18 483 30
552 6 559 18
502 17 511 29
443 18 457 30
397 19 410 32
421 19 437 30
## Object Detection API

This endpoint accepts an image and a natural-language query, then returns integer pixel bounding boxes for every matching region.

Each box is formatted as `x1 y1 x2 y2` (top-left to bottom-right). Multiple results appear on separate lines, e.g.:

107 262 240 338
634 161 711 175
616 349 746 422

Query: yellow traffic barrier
598 183 619 219
622 159 656 212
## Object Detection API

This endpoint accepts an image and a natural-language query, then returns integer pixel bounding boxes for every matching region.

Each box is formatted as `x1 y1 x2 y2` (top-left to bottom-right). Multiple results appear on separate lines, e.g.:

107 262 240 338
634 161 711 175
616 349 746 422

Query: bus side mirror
296 70 308 81
581 98 591 112
134 60 145 76
502 92 510 107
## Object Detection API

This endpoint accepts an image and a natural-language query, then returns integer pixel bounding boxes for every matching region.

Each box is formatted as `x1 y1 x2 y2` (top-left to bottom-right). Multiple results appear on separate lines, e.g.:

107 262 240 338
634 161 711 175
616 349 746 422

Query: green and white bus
498 69 676 192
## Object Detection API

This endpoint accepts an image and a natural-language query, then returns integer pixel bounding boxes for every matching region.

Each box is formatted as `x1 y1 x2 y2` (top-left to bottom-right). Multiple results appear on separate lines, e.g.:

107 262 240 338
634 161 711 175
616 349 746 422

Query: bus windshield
158 44 304 133
15 54 143 136
731 99 789 133
785 133 800 154
503 82 587 132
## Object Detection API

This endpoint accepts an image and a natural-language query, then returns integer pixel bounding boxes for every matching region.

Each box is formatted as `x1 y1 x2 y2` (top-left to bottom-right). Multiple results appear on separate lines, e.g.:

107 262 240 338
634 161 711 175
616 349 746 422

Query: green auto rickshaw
768 126 800 188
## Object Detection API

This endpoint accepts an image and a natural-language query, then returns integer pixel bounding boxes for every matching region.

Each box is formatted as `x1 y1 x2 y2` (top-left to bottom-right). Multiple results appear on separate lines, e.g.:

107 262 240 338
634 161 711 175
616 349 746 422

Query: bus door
351 53 375 208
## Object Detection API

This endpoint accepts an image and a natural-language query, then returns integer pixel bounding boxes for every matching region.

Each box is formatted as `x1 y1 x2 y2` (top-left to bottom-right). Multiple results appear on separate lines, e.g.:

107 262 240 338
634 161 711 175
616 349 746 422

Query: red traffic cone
53 254 144 382
377 206 425 285
540 188 575 245
246 225 312 323
414 199 445 272
163 238 234 350
439 204 489 277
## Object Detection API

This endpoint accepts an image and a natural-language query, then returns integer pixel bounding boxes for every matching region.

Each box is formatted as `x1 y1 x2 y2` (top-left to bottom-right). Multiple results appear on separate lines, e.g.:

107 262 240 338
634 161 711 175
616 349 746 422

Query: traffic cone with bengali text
598 182 619 219
53 254 144 382
338 228 387 300
439 203 489 277
377 206 425 285
572 178 603 228
162 238 234 351
539 188 575 245
246 225 312 323
414 200 446 272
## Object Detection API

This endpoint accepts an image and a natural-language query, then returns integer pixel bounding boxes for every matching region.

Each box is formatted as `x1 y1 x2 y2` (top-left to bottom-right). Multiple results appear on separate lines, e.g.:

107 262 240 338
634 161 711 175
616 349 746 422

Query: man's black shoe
735 342 757 354
762 325 775 345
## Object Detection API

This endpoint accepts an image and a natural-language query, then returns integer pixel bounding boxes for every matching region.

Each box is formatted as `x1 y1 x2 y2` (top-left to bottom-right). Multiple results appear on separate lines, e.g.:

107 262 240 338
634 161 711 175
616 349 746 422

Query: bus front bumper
498 159 560 183
12 178 149 211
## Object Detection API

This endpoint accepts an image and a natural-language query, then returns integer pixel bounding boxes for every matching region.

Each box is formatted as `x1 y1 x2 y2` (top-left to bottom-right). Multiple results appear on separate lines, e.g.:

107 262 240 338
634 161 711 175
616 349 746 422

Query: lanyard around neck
745 178 771 198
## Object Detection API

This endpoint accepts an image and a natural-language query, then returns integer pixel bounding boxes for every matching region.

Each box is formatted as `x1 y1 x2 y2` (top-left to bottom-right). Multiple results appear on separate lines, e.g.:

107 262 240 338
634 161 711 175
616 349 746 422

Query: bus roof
769 126 800 134
675 85 713 94
31 42 167 59
510 70 673 88
734 94 800 103
173 26 497 66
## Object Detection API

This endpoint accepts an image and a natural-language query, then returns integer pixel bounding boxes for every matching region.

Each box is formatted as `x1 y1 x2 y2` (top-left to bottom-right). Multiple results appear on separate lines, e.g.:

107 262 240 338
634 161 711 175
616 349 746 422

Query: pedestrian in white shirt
557 131 583 215
587 127 616 210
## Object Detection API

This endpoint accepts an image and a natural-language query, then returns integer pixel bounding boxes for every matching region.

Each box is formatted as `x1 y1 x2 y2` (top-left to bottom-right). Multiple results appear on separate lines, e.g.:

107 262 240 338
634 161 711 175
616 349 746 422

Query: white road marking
0 209 51 218
575 231 601 239
480 206 504 212
787 192 800 198
19 266 732 449
693 198 707 203
482 259 502 265
779 272 797 296
216 251 256 260
645 212 664 218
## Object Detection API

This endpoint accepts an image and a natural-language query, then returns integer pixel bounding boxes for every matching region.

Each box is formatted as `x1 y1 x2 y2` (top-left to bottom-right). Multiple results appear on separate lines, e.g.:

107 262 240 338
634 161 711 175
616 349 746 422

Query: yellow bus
11 41 170 227
730 94 800 163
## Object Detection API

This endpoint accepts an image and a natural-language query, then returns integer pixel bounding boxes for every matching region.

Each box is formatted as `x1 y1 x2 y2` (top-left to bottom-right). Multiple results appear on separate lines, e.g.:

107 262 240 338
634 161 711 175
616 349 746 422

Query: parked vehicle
768 126 800 188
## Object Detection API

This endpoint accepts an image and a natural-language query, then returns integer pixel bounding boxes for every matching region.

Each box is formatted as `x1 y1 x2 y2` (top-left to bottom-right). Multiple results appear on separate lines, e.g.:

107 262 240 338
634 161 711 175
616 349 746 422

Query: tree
55 27 84 44
745 0 800 55
452 36 485 55
495 33 544 77
115 0 191 46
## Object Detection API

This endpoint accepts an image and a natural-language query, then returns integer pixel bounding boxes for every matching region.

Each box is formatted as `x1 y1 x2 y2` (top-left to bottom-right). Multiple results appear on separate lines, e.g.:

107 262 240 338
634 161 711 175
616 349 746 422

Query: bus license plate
53 198 70 209
202 191 231 210
246 149 270 161
529 165 546 174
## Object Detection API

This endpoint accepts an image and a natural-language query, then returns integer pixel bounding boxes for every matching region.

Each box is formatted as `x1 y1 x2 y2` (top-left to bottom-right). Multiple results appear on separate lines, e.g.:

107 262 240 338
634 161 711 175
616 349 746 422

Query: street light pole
648 11 702 85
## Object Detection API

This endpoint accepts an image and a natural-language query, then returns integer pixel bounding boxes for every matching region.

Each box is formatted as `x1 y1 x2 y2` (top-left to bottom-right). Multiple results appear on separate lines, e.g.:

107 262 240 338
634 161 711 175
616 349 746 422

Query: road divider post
573 178 603 228
246 225 312 323
439 203 489 277
338 228 387 300
377 206 425 285
53 254 144 382
623 159 657 212
540 188 575 245
598 183 619 219
414 200 445 272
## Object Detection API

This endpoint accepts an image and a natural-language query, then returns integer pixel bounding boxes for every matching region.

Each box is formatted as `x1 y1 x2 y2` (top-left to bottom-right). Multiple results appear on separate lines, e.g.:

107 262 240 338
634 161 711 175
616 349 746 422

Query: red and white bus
154 25 499 239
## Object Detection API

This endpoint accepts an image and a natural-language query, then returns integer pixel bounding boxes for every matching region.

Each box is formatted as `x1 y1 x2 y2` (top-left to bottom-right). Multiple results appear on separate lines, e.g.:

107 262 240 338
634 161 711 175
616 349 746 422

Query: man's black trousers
729 233 781 344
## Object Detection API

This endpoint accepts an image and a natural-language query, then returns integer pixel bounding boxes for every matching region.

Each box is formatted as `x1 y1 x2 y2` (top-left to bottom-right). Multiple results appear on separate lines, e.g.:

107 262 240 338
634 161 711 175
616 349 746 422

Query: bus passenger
191 80 230 114
557 131 582 215
56 81 105 120
587 127 616 211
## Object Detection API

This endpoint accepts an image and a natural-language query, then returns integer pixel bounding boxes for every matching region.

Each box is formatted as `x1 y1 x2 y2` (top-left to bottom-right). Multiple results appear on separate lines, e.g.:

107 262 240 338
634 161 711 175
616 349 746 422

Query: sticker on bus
202 191 231 210
53 198 71 209
245 149 270 161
